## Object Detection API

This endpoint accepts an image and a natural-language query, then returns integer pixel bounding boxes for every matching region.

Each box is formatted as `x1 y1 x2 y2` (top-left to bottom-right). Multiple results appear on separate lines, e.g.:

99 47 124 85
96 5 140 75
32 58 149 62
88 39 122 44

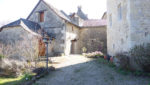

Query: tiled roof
82 19 107 27
60 10 70 20
1 18 41 33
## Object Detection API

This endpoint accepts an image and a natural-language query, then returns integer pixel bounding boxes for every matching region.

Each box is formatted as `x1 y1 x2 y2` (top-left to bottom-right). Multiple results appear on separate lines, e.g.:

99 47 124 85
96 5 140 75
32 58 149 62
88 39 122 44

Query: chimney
78 6 82 11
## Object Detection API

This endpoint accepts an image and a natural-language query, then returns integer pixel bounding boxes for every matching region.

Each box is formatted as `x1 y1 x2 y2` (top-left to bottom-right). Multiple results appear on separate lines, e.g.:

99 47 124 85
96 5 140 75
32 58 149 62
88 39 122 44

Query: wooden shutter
40 12 44 22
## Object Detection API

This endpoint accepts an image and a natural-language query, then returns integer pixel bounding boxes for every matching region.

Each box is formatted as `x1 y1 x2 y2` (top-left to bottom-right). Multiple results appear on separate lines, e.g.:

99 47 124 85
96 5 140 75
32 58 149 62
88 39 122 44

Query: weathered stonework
0 26 39 60
107 0 150 56
28 1 66 56
1 0 107 57
80 26 107 54
65 23 80 55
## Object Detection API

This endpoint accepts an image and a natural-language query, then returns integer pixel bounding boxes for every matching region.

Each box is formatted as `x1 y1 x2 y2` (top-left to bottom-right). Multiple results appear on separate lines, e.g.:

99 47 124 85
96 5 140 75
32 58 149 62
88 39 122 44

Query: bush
0 58 28 77
83 51 104 58
0 54 5 59
98 57 116 68
115 53 130 70
82 47 87 53
129 43 150 72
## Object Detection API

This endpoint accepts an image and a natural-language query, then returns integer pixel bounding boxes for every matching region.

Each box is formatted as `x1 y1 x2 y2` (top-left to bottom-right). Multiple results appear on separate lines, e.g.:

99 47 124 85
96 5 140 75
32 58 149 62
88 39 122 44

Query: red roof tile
82 19 107 27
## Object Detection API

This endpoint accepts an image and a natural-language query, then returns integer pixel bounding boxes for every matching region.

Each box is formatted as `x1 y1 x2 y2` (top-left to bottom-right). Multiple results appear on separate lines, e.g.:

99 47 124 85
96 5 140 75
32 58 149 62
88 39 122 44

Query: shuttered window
39 11 44 22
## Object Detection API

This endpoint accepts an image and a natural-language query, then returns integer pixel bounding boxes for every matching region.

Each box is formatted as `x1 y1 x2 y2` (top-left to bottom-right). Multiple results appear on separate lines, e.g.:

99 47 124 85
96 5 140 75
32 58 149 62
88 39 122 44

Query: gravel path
34 55 150 85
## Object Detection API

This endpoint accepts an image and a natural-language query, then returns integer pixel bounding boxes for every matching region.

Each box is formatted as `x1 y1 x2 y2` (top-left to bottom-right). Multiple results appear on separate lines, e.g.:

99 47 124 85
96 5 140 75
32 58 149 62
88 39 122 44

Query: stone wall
129 0 150 48
0 27 40 77
27 0 108 56
107 0 150 56
107 0 130 56
28 1 64 28
28 1 66 56
0 26 39 60
65 23 80 55
80 26 107 54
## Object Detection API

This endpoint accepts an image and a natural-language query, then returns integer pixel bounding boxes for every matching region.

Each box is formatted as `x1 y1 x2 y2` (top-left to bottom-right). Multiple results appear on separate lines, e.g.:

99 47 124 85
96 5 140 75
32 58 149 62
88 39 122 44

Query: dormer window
39 11 44 22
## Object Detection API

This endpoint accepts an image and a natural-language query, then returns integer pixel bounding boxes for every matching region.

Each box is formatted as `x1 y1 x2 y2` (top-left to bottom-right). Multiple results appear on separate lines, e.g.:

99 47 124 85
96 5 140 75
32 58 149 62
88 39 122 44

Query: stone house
1 0 107 56
107 0 150 56
0 18 44 60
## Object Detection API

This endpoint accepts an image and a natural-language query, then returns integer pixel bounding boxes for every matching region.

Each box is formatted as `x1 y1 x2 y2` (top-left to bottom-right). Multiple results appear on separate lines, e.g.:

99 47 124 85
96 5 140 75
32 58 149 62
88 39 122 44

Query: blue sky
0 0 106 25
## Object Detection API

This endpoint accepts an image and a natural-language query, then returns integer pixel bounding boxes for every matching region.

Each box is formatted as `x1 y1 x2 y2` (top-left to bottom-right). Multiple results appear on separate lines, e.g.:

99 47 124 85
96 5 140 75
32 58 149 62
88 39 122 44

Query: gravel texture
34 55 150 85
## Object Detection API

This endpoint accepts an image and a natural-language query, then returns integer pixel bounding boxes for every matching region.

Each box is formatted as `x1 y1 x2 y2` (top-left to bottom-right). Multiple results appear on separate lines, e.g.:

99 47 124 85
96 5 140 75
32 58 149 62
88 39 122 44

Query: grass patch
0 54 5 59
97 57 116 68
97 58 131 76
116 68 131 75
0 73 35 85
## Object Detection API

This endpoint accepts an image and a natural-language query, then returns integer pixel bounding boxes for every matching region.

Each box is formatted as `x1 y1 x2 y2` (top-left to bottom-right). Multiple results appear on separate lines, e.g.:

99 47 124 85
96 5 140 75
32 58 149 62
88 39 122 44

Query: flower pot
110 57 113 62
104 56 107 59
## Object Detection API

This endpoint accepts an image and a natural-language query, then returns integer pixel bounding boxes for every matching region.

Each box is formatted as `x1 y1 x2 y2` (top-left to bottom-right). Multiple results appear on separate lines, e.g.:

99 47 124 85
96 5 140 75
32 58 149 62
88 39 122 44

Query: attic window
39 11 44 22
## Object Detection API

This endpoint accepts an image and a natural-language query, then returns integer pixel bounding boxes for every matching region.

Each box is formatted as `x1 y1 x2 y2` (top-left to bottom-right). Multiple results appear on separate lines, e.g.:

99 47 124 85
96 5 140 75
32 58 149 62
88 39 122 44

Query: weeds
97 57 150 77
98 58 115 68
0 54 5 59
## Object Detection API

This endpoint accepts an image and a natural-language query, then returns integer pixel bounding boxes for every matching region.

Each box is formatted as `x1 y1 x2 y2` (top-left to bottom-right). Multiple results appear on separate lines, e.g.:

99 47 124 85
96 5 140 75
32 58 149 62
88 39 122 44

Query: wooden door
38 39 46 56
71 40 77 54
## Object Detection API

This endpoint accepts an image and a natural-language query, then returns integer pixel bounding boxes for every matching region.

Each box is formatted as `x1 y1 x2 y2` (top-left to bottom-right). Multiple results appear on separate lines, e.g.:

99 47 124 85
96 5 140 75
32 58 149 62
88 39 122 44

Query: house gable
27 0 64 28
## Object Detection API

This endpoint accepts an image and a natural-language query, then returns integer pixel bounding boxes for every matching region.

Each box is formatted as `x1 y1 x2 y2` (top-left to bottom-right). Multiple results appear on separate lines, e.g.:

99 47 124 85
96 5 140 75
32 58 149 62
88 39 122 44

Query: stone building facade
107 0 150 56
27 0 107 56
80 26 107 54
0 19 42 60
1 0 107 56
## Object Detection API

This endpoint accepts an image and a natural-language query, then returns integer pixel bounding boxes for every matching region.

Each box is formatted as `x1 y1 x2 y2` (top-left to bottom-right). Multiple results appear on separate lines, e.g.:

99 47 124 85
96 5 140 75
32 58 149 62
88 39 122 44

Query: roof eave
81 25 107 28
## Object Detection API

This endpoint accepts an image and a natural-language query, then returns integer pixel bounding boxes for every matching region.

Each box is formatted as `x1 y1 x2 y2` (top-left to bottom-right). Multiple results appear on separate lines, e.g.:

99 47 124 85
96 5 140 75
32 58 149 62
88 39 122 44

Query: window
121 38 124 44
145 32 148 37
109 14 112 26
39 11 44 22
113 44 115 49
72 26 74 31
118 4 122 20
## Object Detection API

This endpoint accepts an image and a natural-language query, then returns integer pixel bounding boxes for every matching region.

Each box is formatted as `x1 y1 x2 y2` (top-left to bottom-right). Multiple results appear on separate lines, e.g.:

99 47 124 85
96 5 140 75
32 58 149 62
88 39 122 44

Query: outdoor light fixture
43 36 49 44
42 35 49 70
42 30 56 71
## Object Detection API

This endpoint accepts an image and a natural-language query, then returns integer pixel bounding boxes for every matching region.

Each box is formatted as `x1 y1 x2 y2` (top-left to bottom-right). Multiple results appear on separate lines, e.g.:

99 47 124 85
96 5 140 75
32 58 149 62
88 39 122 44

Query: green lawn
0 73 34 85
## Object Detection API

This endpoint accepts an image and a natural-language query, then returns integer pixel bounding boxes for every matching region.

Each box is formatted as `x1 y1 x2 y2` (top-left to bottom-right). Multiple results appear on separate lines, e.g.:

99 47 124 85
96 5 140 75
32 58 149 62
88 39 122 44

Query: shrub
115 53 130 70
82 47 87 53
129 43 150 72
0 54 5 59
0 58 28 77
84 51 104 58
98 57 116 68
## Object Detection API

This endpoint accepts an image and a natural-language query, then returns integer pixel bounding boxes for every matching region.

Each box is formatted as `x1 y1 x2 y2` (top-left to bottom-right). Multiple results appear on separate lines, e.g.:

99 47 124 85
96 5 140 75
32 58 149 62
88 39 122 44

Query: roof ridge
27 0 42 19
42 0 71 21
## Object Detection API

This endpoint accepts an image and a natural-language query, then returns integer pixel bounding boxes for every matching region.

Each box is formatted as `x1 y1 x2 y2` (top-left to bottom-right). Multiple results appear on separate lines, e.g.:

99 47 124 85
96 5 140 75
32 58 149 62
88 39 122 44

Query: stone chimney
77 6 88 20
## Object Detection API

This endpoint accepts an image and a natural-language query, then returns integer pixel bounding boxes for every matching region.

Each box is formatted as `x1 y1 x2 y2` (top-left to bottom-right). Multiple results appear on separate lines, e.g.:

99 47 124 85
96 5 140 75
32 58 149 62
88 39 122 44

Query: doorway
71 39 77 54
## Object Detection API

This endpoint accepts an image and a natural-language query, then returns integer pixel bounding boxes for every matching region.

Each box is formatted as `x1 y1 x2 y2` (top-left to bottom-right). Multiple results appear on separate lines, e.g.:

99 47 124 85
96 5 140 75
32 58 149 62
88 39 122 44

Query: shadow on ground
34 55 150 85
